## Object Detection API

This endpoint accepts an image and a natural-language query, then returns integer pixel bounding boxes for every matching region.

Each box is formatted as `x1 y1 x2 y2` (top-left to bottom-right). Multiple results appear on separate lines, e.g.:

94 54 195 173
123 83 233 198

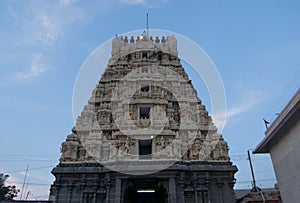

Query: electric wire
1 152 277 194
264 69 300 122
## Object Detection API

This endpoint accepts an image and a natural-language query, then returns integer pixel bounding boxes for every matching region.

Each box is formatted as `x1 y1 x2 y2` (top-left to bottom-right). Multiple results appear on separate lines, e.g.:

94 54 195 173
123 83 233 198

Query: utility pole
247 150 257 189
25 191 31 200
20 165 29 200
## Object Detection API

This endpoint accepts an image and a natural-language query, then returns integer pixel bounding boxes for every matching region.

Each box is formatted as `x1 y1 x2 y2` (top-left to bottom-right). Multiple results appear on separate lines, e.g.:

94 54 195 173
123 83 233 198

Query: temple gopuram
49 33 237 203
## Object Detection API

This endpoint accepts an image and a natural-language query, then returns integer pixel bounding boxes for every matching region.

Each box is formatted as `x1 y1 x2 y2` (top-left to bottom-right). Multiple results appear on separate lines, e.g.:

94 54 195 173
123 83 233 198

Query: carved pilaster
54 183 62 203
169 177 177 203
80 182 86 203
67 184 73 203
178 172 186 203
216 180 224 203
92 189 97 203
115 178 121 203
104 174 112 203
204 178 211 203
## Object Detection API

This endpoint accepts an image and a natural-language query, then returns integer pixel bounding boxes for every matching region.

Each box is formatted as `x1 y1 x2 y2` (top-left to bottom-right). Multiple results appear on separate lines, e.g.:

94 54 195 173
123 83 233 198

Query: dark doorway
135 191 163 203
123 180 167 203
139 139 152 159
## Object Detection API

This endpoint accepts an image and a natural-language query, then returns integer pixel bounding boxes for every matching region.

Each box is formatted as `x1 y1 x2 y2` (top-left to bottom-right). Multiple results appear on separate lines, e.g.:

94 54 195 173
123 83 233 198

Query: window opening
141 66 148 73
142 51 148 58
139 139 152 157
140 107 150 119
141 84 149 92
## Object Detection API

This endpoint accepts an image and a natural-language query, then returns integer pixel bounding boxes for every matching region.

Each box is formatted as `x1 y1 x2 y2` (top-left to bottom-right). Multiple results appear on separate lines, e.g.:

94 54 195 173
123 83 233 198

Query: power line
236 178 276 184
0 154 58 163
7 181 50 186
0 154 58 157
8 178 276 187
252 159 273 171
0 159 57 162
231 157 271 161
237 169 273 177
3 165 55 174
264 69 300 121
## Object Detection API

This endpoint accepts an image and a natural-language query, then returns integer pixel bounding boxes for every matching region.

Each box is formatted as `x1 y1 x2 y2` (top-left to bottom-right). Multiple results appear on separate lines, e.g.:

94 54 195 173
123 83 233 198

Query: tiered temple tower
50 34 237 203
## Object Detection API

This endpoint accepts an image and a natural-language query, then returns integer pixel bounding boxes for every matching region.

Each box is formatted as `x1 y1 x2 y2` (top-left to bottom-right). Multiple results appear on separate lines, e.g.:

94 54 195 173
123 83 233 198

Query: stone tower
50 34 237 203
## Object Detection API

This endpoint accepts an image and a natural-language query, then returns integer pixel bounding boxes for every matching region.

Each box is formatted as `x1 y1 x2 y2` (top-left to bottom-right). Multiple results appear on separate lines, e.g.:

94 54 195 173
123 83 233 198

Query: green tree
0 173 19 200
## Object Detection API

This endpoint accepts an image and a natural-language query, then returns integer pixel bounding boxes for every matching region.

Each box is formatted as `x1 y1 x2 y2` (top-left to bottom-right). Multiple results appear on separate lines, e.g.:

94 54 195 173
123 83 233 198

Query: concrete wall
270 121 300 203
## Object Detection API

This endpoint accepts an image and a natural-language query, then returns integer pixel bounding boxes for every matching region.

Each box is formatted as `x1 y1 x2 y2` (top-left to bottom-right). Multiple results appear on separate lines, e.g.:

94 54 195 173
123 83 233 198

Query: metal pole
247 150 257 188
146 13 149 37
20 165 29 200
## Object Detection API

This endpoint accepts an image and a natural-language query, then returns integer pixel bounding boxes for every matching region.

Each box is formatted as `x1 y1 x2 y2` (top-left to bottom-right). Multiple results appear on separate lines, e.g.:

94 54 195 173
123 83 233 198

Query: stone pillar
178 172 185 203
216 181 224 203
228 179 236 203
198 191 203 203
92 191 96 203
185 190 194 203
55 184 61 203
79 192 83 203
204 179 211 203
106 186 110 203
105 173 112 203
80 185 85 203
169 177 177 203
178 183 185 203
115 178 121 203
192 175 199 203
194 190 198 203
204 190 210 203
82 193 87 203
67 184 73 203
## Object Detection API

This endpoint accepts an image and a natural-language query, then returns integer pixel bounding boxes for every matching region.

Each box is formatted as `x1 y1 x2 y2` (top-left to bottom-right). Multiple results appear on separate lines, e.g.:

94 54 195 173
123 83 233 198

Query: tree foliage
0 173 19 200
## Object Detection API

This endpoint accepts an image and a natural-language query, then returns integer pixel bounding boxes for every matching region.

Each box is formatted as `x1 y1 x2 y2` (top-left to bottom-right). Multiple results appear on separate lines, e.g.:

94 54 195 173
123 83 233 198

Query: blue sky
1 0 300 200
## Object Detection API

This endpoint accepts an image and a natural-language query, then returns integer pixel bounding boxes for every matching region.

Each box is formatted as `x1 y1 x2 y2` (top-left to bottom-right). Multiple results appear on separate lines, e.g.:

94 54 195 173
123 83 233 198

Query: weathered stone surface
50 35 237 202
50 161 237 203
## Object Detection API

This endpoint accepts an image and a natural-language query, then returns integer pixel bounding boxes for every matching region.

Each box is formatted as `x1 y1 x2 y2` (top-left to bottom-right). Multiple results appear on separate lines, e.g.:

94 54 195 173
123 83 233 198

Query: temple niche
50 34 237 203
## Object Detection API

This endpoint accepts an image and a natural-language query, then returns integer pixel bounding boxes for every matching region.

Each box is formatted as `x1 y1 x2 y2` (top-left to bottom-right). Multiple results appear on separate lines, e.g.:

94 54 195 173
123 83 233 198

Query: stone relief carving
60 35 231 163
189 138 203 160
172 132 182 158
211 136 230 161
109 141 118 159
60 134 80 162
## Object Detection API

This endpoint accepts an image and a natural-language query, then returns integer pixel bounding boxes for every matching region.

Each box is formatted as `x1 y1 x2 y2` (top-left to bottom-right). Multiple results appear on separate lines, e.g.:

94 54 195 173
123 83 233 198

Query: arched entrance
123 179 168 203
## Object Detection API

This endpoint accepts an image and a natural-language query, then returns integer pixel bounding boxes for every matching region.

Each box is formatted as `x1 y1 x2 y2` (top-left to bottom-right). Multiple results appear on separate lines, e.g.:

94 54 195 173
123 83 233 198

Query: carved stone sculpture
60 133 80 162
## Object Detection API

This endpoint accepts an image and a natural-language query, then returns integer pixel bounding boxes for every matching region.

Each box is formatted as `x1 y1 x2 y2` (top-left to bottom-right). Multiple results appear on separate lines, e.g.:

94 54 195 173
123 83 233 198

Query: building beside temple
49 33 237 203
235 186 282 203
254 88 300 203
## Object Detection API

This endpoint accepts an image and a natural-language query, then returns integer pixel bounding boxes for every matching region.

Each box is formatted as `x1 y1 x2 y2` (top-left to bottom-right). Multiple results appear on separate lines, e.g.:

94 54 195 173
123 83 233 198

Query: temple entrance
123 179 167 203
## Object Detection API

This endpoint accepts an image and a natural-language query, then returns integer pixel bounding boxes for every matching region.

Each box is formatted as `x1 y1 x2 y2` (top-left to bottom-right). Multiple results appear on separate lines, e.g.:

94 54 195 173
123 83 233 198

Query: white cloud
212 90 263 130
59 0 78 7
121 0 145 4
2 1 85 82
226 99 256 118
16 53 48 81
31 13 61 46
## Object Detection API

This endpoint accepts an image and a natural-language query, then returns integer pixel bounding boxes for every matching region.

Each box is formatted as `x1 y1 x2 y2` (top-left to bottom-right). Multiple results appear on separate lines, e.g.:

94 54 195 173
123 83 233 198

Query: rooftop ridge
115 35 173 44
111 35 178 62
